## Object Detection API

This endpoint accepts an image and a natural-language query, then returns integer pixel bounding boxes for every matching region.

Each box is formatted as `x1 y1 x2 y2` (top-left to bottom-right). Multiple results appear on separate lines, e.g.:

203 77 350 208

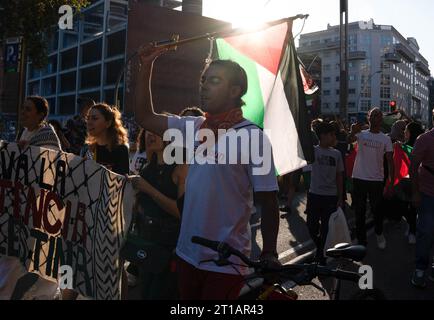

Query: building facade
24 0 203 121
428 77 434 128
298 19 431 126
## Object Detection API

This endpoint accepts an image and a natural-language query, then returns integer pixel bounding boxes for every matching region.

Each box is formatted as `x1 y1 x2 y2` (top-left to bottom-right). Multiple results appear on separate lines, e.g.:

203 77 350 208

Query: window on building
380 87 391 99
104 59 124 85
323 77 331 83
380 100 390 112
349 75 356 81
323 64 331 71
323 103 330 109
323 90 331 96
80 65 101 89
62 21 79 49
27 81 40 96
349 88 356 94
61 48 77 71
381 62 390 70
108 1 128 31
58 95 76 115
60 71 77 93
106 30 126 58
42 77 56 96
336 76 340 82
360 100 371 111
348 102 356 109
42 55 58 76
360 86 371 98
81 38 103 65
381 74 391 86
335 102 340 110
336 89 340 95
82 3 104 41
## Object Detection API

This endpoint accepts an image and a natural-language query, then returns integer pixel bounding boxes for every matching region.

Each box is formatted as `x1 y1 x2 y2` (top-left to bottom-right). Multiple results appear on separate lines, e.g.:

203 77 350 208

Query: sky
202 0 434 72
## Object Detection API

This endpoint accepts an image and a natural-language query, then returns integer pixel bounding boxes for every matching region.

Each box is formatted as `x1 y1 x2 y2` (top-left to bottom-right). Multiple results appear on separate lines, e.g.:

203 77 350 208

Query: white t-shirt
19 128 37 142
352 130 393 182
129 150 147 174
167 116 278 275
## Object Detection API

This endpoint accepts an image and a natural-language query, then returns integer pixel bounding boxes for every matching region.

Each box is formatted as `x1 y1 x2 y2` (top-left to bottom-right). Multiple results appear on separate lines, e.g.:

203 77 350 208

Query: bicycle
191 236 386 300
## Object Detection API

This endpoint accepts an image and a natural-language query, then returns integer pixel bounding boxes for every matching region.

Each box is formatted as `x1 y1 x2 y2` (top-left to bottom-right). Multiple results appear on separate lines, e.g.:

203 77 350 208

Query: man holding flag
136 48 282 300
134 18 308 299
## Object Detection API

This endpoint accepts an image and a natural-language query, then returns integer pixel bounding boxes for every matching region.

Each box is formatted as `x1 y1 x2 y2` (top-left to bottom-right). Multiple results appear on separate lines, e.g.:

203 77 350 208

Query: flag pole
113 14 309 106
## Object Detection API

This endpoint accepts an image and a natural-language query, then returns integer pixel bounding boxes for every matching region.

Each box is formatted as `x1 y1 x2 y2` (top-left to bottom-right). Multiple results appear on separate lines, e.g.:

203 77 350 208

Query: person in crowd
73 98 95 149
64 119 82 155
17 96 62 151
130 128 147 175
3 96 63 299
410 110 434 288
136 45 280 300
81 103 130 175
399 122 425 244
306 122 344 265
62 103 130 300
48 119 71 152
348 107 394 249
128 130 187 299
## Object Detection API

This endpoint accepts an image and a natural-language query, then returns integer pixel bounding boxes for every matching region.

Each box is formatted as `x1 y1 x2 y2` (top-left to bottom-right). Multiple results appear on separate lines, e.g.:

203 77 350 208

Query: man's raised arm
135 45 170 137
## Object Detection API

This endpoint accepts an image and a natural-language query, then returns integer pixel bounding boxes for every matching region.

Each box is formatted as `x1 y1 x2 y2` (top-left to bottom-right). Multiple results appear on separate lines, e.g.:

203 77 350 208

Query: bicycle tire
349 288 387 300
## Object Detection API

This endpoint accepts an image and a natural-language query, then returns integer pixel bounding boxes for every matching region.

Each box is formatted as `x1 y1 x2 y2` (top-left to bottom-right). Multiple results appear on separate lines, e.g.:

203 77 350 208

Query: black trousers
353 178 384 245
306 193 338 259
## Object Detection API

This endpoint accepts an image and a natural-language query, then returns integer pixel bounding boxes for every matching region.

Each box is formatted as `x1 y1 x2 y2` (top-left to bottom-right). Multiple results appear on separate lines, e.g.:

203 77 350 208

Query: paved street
127 192 434 300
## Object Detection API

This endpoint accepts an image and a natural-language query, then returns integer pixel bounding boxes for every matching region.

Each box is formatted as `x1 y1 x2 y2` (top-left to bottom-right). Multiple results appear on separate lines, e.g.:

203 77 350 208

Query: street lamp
356 69 381 113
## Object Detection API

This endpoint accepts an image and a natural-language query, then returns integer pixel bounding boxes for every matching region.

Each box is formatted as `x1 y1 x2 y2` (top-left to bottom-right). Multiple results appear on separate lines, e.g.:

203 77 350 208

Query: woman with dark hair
127 130 187 300
17 96 61 150
81 103 130 175
62 103 130 300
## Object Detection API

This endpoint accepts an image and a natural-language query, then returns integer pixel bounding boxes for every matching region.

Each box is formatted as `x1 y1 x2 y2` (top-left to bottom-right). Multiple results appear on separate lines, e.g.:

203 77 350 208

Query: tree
0 0 89 68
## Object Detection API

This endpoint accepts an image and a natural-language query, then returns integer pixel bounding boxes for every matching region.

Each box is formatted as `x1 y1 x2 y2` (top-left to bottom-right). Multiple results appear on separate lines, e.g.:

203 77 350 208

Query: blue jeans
415 193 434 270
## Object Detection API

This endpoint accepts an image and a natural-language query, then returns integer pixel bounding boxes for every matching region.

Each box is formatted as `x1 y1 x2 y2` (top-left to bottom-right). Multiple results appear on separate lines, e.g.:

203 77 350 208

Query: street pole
16 37 25 137
339 0 348 121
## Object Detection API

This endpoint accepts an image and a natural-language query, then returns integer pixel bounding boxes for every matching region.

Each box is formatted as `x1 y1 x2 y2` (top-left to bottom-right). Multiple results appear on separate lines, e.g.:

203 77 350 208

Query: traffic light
389 100 397 112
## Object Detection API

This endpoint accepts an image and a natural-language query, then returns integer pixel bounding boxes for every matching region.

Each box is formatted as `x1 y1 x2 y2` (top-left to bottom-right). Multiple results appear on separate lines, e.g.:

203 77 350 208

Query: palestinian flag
216 21 309 175
392 143 412 186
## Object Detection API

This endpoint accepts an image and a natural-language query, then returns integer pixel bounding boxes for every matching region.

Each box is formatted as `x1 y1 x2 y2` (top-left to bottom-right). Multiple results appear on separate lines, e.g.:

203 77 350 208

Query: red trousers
176 256 245 300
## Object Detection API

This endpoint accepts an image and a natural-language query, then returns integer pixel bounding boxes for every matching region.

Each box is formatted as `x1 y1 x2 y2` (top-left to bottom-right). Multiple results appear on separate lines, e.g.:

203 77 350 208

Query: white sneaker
376 234 386 250
408 234 416 245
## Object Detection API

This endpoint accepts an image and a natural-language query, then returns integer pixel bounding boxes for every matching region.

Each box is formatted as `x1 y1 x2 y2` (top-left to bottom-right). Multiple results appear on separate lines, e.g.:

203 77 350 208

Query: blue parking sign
4 42 20 73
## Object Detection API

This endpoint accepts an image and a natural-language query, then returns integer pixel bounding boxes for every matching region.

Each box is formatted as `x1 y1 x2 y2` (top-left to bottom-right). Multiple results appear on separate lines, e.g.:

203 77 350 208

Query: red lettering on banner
42 191 64 234
23 186 45 228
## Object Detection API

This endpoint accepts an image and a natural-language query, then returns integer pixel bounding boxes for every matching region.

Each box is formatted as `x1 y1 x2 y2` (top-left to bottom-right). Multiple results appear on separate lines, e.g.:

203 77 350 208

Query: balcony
384 52 401 64
298 40 340 54
395 43 415 62
349 51 367 60
415 61 430 76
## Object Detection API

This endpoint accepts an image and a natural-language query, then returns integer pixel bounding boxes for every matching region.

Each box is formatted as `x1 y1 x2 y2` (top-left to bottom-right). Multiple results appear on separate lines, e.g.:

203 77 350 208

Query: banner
0 142 133 300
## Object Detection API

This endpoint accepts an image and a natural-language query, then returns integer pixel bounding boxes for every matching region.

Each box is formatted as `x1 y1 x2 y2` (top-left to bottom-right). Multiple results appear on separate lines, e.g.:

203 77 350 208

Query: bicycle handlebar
191 236 361 283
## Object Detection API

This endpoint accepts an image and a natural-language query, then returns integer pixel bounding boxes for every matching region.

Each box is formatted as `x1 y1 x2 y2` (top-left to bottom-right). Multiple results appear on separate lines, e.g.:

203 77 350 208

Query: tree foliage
0 0 89 67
